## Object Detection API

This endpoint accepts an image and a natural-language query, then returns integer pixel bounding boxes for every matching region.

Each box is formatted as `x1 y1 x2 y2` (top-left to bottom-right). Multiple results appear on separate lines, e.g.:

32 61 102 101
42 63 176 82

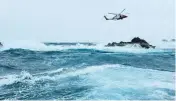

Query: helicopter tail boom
104 16 109 20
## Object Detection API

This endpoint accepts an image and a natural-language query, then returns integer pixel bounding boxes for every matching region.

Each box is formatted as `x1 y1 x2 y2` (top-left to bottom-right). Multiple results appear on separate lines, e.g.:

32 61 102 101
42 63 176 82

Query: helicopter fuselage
112 14 128 20
104 9 128 21
104 14 128 20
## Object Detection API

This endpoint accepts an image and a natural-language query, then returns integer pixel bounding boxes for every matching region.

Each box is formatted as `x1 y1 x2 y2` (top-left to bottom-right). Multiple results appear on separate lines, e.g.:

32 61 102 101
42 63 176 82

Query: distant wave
44 42 96 46
0 41 174 54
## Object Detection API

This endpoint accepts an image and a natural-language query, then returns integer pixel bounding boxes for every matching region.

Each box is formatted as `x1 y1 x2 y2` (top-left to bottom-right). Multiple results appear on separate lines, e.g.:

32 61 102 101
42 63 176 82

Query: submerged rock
105 37 155 49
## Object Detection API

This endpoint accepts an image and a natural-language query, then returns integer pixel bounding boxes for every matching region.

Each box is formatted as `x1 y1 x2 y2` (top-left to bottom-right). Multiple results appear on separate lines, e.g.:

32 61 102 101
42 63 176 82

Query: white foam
0 75 18 86
1 40 49 51
79 64 175 99
33 68 64 76
0 71 33 86
83 64 174 89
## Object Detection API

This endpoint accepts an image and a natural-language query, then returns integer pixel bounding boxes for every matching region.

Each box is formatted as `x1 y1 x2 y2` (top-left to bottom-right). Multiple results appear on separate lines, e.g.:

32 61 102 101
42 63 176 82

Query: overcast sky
0 0 175 43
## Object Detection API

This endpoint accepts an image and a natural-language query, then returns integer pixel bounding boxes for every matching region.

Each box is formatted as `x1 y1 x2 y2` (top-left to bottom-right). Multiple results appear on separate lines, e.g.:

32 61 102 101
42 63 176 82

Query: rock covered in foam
105 37 155 49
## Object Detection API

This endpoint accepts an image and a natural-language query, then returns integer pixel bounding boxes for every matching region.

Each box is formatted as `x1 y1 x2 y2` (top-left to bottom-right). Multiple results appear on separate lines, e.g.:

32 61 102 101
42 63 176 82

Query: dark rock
162 39 168 42
106 42 118 46
0 42 3 47
171 39 175 42
131 37 148 44
105 37 155 49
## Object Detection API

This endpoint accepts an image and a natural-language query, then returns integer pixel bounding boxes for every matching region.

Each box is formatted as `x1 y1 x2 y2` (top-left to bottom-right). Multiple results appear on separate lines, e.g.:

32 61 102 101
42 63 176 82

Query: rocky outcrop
105 37 155 49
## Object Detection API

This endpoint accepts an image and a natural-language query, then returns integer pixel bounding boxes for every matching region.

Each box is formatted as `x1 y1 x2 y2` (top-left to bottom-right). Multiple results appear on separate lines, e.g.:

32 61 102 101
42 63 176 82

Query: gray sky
0 0 175 43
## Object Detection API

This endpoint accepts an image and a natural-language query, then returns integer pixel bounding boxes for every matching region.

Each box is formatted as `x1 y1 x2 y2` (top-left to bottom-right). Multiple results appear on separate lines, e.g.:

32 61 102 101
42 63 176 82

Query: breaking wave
0 64 175 100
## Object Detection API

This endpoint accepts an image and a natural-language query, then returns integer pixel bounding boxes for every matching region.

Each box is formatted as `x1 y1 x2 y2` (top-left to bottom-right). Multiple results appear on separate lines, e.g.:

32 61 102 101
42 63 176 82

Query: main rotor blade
108 13 117 15
120 9 126 14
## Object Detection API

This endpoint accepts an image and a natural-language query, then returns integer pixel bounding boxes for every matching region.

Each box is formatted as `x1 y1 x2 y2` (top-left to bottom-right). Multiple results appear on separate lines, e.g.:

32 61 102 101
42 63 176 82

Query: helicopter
104 9 128 21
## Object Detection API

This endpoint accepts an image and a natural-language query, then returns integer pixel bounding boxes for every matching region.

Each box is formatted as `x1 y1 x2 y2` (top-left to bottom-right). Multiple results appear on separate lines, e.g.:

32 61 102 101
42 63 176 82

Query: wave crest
0 41 172 53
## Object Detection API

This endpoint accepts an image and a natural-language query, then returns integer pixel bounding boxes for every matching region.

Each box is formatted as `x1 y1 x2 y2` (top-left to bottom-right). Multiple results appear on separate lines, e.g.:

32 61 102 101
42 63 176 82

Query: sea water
0 42 175 100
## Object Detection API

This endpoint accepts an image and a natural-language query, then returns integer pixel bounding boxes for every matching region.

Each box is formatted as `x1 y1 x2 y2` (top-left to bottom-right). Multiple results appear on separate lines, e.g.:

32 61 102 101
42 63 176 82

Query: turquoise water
0 42 175 100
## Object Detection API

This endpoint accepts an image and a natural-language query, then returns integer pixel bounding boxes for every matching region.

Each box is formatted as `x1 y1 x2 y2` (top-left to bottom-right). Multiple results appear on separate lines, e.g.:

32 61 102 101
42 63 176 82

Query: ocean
0 42 175 100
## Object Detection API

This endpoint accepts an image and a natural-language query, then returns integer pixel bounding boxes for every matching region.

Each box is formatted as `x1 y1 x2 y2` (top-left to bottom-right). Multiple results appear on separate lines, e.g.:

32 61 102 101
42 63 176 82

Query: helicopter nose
124 15 128 18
